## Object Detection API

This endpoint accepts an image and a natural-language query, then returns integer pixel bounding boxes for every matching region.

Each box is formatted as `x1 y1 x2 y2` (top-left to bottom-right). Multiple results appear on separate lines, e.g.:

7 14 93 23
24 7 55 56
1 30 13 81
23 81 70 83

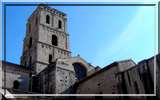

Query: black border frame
2 2 157 96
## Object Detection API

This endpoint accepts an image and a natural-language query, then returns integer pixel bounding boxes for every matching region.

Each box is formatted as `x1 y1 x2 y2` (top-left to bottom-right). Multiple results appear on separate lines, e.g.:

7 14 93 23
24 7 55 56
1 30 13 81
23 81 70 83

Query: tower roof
27 4 66 24
37 4 66 16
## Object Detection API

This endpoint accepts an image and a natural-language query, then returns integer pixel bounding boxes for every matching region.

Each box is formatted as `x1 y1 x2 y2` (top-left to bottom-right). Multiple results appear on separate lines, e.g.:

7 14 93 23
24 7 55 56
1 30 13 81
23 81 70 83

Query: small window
49 54 52 63
13 80 20 89
52 35 58 46
29 37 32 49
58 20 62 29
46 15 50 24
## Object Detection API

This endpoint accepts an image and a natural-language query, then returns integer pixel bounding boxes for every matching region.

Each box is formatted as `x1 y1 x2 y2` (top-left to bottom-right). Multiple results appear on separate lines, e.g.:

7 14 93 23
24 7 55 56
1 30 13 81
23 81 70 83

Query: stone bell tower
20 4 71 74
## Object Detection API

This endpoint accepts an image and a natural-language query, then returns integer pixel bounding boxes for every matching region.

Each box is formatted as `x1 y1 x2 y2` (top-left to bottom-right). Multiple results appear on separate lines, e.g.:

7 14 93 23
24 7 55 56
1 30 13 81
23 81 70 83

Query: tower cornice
37 41 71 53
39 23 69 36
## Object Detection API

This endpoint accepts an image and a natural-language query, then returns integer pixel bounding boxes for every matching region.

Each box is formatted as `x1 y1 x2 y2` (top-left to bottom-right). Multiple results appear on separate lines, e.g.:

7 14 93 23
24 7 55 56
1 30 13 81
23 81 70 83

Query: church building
0 4 160 100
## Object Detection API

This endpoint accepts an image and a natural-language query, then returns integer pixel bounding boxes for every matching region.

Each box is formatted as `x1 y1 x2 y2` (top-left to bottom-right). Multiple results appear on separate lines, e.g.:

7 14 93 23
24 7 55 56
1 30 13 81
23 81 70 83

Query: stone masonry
0 4 160 100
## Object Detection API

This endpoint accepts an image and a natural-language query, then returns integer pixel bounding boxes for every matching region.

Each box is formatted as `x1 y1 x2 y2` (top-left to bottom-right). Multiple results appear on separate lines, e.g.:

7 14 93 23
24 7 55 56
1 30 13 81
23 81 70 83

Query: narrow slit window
29 23 31 33
46 15 50 24
29 37 32 49
49 54 52 63
35 16 38 25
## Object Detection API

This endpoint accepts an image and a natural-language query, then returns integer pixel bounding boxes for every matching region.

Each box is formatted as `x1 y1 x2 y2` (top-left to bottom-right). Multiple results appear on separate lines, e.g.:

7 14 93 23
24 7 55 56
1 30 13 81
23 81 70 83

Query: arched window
46 15 50 24
72 63 87 80
13 80 20 89
58 20 62 29
52 35 58 46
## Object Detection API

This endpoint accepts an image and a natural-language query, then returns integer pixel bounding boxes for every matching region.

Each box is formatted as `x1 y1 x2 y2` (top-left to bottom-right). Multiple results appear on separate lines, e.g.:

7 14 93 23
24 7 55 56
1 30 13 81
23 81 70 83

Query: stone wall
20 5 71 74
75 60 136 94
76 63 119 94
1 61 30 92
74 54 160 100
75 55 156 95
136 58 154 94
33 58 76 94
117 65 145 94
32 63 56 93
32 56 96 94
55 67 76 93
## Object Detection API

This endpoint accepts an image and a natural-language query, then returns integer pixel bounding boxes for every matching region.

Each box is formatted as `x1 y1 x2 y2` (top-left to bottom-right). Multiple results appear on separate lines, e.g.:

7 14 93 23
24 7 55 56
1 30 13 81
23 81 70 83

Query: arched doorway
72 63 87 80
13 80 20 89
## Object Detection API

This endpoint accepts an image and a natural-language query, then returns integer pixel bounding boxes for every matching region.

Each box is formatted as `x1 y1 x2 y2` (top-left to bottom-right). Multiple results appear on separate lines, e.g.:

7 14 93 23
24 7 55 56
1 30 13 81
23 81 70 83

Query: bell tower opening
52 35 58 46
58 20 62 29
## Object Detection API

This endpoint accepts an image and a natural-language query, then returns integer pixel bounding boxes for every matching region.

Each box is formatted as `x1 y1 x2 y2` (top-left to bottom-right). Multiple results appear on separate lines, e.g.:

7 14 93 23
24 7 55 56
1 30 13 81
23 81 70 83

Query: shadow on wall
11 75 29 91
73 63 87 80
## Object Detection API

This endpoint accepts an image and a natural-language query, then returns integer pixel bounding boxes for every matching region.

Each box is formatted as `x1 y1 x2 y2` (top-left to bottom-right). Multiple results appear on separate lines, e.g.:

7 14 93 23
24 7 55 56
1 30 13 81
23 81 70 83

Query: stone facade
31 56 96 94
75 60 144 94
19 4 95 94
20 4 71 74
74 54 160 99
1 61 30 92
1 4 159 100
